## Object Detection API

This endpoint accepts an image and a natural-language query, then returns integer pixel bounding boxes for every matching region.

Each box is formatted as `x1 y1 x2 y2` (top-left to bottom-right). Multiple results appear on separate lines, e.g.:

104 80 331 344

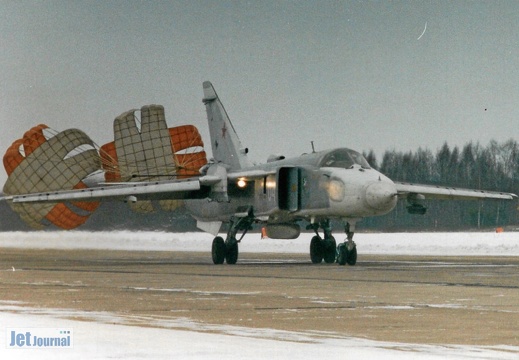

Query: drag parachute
3 104 209 226
3 125 102 229
99 105 207 212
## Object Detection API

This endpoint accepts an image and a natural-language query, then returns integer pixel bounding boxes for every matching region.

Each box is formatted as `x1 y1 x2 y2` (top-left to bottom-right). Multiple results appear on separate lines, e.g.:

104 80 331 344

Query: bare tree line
362 139 519 231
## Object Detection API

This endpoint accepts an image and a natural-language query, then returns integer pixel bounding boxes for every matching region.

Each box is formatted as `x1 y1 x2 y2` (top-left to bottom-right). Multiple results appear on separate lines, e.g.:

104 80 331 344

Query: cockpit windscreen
320 149 371 169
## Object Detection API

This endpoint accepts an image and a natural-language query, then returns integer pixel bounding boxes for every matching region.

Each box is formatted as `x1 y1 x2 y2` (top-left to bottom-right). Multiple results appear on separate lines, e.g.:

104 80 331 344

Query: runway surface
1 248 518 346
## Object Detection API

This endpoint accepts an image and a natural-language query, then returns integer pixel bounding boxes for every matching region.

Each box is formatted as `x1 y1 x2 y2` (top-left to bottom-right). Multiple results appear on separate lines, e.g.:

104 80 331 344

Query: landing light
237 179 247 188
328 179 345 202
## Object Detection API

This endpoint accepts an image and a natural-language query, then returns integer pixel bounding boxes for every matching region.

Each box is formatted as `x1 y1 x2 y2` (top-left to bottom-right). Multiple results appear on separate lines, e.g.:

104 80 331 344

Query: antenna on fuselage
311 141 316 153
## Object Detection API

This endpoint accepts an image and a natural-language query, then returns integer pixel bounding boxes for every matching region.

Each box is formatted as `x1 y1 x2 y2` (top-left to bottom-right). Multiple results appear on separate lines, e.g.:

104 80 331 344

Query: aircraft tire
212 236 226 264
346 246 357 266
323 236 337 264
225 241 239 265
310 236 323 264
337 243 347 265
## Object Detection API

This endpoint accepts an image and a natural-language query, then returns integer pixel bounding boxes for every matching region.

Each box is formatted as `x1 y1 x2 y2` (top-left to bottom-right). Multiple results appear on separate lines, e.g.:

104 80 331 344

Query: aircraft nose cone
365 181 398 212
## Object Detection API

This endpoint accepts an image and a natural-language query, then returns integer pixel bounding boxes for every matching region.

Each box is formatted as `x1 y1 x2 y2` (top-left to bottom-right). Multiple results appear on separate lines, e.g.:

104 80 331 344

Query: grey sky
1 1 518 186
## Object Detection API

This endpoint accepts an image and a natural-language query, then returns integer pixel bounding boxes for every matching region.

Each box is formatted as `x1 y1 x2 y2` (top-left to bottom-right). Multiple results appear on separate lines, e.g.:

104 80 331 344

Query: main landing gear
211 208 254 265
308 220 357 266
308 220 336 264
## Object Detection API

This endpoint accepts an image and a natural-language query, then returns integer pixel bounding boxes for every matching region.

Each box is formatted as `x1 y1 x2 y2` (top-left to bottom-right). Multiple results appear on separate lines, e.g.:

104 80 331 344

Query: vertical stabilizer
203 81 252 170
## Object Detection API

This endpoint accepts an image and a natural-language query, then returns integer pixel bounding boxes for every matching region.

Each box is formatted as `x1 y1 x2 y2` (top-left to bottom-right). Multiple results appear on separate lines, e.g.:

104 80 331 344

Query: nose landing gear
337 222 357 266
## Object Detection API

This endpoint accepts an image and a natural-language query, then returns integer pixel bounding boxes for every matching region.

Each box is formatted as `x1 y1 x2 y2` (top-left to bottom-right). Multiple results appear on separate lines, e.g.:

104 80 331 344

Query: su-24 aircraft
1 81 516 265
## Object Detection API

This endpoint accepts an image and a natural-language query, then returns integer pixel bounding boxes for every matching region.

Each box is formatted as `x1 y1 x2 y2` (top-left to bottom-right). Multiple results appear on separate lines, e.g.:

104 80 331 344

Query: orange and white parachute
3 104 208 225
169 125 208 179
99 105 207 212
3 125 102 229
100 105 207 181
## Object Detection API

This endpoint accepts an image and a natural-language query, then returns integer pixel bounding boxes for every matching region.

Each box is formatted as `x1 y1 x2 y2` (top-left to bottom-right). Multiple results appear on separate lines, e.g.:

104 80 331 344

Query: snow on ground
1 302 518 360
0 230 518 256
1 231 519 359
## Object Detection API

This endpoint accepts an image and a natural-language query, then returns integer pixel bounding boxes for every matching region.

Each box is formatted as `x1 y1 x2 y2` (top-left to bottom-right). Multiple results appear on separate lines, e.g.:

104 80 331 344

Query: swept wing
1 177 215 204
395 182 516 201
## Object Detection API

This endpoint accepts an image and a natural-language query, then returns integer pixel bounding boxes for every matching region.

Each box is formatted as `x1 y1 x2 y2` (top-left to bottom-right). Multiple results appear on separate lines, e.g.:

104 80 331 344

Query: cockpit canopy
319 148 371 169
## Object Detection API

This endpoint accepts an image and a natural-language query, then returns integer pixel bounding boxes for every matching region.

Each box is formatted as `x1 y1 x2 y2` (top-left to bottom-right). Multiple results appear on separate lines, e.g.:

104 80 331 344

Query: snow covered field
0 230 518 256
1 231 519 359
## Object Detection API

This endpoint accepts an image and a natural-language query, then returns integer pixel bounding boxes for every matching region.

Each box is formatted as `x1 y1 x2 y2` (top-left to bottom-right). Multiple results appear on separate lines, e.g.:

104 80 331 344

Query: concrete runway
1 248 518 346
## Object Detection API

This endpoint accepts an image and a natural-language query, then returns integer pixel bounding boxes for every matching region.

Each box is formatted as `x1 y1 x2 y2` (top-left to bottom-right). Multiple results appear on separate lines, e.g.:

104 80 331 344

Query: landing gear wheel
225 240 239 265
337 243 347 266
337 243 357 266
323 236 337 264
212 236 226 264
310 236 323 263
346 245 357 266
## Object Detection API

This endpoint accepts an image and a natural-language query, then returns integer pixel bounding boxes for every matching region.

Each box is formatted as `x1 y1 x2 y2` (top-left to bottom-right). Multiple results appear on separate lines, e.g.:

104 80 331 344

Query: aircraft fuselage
185 148 398 228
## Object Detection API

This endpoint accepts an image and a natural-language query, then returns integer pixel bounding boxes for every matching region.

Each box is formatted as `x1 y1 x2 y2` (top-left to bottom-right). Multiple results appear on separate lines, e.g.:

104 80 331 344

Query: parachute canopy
3 104 209 225
3 125 102 229
99 105 207 213
100 105 207 182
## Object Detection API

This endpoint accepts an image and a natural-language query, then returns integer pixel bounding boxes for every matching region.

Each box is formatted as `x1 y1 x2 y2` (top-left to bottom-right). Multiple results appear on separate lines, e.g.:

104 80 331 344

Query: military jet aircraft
1 81 516 265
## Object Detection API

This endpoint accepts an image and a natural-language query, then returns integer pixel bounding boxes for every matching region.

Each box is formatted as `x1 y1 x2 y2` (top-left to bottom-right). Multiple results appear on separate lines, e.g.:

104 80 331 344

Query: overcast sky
1 1 518 186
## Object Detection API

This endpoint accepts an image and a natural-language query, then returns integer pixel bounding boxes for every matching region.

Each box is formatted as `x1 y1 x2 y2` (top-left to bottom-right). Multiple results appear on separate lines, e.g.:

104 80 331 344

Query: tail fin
203 81 252 170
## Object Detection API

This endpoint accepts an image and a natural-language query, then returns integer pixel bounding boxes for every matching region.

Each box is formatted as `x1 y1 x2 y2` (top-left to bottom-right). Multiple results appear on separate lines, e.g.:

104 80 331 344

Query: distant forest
362 139 519 231
1 139 518 233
